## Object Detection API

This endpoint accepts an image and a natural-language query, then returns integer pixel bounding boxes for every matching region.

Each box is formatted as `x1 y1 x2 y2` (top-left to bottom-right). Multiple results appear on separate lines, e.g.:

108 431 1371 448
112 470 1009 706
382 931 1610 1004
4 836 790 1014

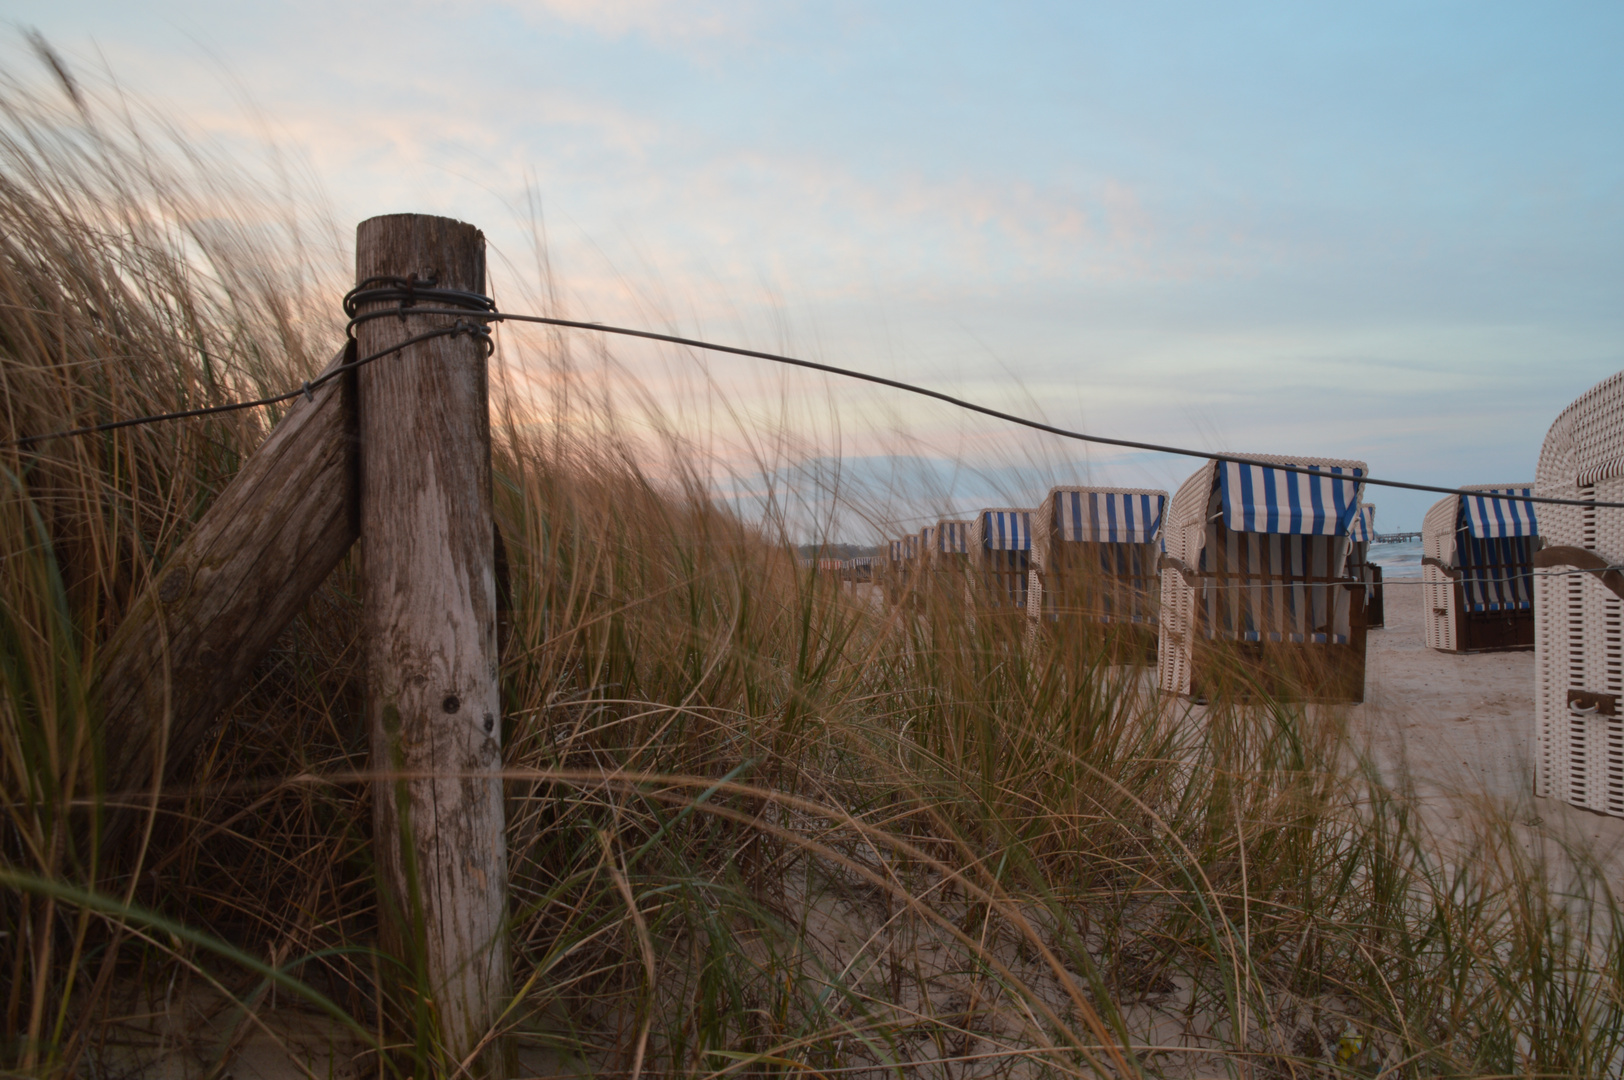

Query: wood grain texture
96 345 358 819
354 214 509 1077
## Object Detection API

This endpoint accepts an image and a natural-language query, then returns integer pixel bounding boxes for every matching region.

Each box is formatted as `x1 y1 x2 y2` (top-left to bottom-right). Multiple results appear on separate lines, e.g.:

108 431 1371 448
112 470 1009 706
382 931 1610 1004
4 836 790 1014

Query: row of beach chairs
831 457 1547 706
820 370 1624 820
852 459 1388 704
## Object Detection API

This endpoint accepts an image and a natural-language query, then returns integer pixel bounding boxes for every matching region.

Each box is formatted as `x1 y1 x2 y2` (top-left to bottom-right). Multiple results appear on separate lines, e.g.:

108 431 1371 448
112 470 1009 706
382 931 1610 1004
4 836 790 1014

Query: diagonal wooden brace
96 343 359 829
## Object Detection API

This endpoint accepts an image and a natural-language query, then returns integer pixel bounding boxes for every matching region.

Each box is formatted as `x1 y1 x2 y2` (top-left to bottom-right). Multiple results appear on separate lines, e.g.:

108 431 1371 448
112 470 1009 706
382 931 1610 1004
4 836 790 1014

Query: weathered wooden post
353 215 509 1077
97 345 359 823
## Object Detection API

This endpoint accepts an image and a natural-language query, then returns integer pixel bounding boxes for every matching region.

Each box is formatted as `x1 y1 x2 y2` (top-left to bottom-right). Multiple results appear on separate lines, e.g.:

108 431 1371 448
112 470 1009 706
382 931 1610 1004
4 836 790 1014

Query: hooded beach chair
1532 371 1624 815
909 526 942 609
1420 485 1538 653
1347 504 1384 628
926 519 974 599
1158 455 1369 702
918 526 938 569
1029 486 1168 661
884 539 906 601
936 519 973 561
972 508 1034 610
894 534 922 606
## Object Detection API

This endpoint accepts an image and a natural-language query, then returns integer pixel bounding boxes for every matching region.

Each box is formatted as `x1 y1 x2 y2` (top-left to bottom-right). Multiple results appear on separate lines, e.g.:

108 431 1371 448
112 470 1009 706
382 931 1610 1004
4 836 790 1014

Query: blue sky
11 1 1624 532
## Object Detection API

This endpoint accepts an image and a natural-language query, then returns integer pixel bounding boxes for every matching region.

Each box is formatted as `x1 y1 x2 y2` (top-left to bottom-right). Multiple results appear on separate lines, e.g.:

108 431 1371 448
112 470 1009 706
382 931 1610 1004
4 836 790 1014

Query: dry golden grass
2 44 1623 1080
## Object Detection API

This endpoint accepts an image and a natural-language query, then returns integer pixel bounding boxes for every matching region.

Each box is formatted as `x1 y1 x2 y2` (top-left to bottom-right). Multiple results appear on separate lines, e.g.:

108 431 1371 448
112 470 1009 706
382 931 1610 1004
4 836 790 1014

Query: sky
9 1 1624 533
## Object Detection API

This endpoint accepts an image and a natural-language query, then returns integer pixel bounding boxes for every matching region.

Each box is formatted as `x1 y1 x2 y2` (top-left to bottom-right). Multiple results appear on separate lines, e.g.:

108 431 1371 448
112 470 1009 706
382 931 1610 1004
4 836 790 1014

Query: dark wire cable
0 326 474 449
4 278 1618 512
475 309 1622 511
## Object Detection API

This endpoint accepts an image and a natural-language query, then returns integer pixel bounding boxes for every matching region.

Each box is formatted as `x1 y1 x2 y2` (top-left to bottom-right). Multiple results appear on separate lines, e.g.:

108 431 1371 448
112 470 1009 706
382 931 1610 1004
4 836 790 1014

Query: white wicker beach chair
1420 485 1538 653
897 534 924 606
903 527 942 610
918 526 938 569
1533 371 1624 815
936 519 973 558
1030 486 1168 661
883 539 908 604
903 535 921 580
883 542 909 600
972 508 1034 611
1347 504 1384 628
928 519 974 599
1157 455 1369 702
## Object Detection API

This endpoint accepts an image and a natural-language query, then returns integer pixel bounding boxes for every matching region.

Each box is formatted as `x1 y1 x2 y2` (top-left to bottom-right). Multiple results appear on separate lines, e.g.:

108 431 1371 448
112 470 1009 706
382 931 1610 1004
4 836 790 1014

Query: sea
1368 538 1423 578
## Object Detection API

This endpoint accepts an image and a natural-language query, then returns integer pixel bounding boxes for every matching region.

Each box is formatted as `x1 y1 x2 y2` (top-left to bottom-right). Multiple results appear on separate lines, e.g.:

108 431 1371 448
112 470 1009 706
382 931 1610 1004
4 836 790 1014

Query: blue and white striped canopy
889 540 904 562
1219 462 1364 536
1461 488 1539 539
919 526 937 553
1055 490 1166 544
903 536 918 559
937 521 970 553
981 510 1032 551
1348 504 1376 544
1459 535 1534 611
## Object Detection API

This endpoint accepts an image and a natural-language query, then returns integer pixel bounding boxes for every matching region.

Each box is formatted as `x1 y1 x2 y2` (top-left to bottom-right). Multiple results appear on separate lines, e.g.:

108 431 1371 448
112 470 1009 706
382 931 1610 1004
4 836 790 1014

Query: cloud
17 4 1619 538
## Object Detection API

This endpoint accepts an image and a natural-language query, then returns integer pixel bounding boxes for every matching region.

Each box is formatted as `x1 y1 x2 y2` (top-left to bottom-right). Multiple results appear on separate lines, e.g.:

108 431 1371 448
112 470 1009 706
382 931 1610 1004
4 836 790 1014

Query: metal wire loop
342 276 497 322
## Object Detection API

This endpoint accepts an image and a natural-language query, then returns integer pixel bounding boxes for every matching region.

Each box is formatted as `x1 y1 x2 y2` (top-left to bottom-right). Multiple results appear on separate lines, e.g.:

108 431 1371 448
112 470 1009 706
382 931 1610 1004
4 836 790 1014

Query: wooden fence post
354 215 509 1077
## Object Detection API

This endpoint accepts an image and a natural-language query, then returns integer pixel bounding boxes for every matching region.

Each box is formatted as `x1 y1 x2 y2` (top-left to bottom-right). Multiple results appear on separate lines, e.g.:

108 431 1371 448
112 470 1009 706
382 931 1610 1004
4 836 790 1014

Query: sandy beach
1355 574 1624 877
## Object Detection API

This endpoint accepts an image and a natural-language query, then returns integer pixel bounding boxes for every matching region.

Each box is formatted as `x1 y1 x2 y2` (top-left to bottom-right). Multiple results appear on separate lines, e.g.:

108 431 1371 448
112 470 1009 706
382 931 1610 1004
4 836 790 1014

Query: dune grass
2 48 1624 1079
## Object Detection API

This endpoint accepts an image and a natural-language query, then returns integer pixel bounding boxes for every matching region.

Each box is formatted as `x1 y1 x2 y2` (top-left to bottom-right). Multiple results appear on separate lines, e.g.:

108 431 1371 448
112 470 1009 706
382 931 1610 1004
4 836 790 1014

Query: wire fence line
0 325 480 449
1177 568 1624 590
1 278 1616 512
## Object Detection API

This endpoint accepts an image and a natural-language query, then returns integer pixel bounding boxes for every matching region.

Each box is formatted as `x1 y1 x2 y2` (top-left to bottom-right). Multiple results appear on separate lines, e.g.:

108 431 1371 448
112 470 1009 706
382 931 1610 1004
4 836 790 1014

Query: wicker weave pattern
1421 495 1458 651
1565 371 1624 483
1534 371 1624 815
1156 452 1365 695
1158 463 1219 694
1158 569 1197 693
